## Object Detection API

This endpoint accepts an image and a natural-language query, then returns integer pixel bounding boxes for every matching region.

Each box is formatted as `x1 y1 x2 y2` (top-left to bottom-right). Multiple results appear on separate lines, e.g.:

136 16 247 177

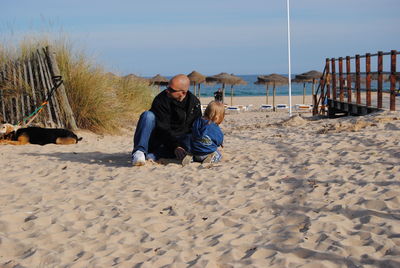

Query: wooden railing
314 50 399 116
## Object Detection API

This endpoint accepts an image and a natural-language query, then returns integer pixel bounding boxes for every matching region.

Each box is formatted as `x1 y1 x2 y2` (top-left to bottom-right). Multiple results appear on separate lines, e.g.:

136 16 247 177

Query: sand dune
1 109 400 267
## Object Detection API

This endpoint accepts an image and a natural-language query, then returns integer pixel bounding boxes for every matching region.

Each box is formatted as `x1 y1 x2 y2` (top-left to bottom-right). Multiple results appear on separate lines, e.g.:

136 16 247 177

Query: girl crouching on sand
183 101 224 165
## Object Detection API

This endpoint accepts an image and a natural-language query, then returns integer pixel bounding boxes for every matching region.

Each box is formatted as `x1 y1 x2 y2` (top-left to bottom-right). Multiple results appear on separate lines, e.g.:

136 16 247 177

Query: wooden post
230 85 233 106
266 84 269 104
193 83 197 97
273 83 276 111
197 84 201 101
302 83 306 104
346 56 352 103
390 50 397 111
355 55 361 105
377 51 383 108
312 79 316 96
339 57 344 102
325 58 330 100
222 83 225 104
366 53 371 107
45 46 78 130
331 58 337 100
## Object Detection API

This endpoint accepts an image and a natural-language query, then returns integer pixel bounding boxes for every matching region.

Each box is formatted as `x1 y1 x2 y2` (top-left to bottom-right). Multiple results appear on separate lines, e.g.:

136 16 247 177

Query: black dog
1 126 82 145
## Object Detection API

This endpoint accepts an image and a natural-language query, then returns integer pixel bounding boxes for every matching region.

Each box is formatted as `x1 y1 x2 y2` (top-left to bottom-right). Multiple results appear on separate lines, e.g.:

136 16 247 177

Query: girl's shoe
202 152 219 164
182 154 193 166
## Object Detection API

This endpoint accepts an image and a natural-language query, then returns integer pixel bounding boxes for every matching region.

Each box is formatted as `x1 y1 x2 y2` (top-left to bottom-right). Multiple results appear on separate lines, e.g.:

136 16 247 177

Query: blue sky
1 0 399 76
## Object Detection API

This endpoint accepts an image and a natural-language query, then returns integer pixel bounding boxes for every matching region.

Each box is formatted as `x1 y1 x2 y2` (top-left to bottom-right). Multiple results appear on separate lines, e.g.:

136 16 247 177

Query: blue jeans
132 111 191 159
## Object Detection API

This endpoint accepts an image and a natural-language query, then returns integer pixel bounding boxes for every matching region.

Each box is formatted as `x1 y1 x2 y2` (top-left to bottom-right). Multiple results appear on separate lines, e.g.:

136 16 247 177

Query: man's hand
174 146 187 160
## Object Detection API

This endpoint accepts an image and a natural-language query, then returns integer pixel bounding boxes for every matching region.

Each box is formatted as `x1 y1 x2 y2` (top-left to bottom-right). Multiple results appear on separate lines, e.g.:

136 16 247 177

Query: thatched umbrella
206 72 243 104
124 73 149 83
150 74 169 90
187 70 206 98
255 74 288 109
294 70 323 104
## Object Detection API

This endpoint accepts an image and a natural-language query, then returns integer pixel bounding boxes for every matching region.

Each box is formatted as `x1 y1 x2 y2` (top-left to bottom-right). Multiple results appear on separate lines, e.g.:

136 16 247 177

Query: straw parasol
123 73 149 83
255 74 288 108
293 70 323 104
150 74 169 90
206 72 244 104
187 70 206 98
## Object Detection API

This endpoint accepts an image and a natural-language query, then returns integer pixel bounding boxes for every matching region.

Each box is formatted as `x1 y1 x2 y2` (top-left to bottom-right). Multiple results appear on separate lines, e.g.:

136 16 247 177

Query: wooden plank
27 58 38 107
22 60 32 115
10 98 15 124
18 62 26 120
31 52 47 125
39 50 63 128
36 50 54 126
45 46 78 130
0 62 6 122
12 64 21 123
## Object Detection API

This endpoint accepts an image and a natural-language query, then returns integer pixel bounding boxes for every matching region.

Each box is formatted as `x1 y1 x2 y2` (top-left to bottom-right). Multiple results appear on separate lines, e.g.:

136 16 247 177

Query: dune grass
0 35 156 133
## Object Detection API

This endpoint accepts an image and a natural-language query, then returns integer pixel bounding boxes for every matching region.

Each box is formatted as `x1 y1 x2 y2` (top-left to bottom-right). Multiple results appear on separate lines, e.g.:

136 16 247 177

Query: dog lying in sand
0 123 82 145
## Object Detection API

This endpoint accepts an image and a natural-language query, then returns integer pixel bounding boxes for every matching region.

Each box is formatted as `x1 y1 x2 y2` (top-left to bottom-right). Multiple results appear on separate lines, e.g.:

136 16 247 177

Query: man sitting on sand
132 74 202 166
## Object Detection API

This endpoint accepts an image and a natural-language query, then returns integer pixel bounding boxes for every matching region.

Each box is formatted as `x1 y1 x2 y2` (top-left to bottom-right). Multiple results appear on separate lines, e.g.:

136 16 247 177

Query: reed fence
0 46 77 129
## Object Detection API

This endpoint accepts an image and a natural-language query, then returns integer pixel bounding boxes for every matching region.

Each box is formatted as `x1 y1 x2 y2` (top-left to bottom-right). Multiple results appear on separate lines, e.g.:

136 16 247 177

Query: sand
1 104 400 267
200 95 313 107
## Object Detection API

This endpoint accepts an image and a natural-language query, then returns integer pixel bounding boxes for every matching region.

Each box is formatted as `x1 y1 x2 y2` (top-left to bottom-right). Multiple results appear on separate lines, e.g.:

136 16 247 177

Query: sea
163 74 318 98
197 74 306 97
161 74 395 97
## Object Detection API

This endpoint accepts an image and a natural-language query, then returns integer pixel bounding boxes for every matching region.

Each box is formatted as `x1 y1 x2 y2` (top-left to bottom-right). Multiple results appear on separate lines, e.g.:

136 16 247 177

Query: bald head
167 74 190 102
169 74 190 91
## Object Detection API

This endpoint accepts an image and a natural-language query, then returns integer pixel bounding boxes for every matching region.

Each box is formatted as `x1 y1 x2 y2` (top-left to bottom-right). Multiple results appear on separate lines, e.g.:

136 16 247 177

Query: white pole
286 0 292 116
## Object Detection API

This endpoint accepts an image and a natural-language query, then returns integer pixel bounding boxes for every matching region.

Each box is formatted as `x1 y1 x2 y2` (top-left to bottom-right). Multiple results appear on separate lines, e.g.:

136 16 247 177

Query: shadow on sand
22 151 182 167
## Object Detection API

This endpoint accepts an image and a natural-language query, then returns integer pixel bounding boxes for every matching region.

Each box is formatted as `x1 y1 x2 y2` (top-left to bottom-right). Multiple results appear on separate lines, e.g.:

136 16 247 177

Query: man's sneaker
147 153 157 162
132 150 146 166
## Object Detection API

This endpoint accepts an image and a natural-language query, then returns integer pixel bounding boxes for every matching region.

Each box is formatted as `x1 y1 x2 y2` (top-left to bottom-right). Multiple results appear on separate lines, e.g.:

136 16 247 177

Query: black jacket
150 90 201 151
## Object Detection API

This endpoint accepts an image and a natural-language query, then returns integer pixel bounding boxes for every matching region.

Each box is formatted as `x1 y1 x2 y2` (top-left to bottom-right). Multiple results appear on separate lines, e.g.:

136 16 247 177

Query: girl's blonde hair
204 101 225 125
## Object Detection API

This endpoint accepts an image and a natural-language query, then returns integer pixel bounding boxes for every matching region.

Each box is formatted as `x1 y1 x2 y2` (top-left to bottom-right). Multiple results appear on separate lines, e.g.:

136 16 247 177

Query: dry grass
0 35 156 133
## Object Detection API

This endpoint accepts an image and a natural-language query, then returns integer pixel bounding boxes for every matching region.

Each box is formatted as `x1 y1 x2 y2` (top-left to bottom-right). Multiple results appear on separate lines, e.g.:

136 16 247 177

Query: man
132 74 202 166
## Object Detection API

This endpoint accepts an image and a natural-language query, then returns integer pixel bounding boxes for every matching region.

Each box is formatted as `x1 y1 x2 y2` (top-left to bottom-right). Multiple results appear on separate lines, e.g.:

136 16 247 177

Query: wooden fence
314 50 399 116
0 46 77 129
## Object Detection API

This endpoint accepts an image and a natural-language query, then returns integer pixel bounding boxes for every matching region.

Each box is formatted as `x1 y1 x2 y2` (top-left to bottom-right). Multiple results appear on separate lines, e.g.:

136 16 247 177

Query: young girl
183 101 225 165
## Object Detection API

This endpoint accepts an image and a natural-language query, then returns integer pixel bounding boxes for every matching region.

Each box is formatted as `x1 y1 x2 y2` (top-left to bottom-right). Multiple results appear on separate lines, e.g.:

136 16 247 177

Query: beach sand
1 104 400 267
200 95 313 107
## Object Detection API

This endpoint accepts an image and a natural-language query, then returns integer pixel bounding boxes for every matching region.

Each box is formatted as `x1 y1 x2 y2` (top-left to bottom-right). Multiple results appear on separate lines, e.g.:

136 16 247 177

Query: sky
1 0 399 76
